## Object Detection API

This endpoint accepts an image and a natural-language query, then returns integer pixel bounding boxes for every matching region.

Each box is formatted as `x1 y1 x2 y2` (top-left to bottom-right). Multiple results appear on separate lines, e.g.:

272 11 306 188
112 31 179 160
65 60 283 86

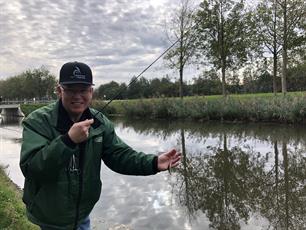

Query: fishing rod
99 10 202 112
100 38 181 112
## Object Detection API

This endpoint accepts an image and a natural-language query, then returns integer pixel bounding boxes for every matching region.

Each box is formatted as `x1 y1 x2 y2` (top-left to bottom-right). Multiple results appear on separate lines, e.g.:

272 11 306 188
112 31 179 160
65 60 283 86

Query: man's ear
55 84 62 97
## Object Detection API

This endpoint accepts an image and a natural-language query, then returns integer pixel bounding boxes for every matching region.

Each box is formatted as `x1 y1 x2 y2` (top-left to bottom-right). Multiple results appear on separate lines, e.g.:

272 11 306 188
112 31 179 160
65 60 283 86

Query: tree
96 81 121 100
150 76 176 97
276 0 306 94
26 67 57 99
195 0 254 96
192 69 222 95
0 67 56 100
164 0 196 99
255 0 282 94
227 71 242 94
287 61 306 91
126 76 150 99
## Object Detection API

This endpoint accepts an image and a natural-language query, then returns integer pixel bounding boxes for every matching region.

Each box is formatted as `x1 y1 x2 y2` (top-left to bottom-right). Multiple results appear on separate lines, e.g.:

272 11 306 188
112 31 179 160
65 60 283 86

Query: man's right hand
68 119 94 143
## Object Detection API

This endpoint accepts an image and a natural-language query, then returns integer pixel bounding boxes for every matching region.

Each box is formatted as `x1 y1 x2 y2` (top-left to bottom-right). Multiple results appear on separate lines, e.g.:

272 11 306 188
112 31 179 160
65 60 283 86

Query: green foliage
0 67 57 100
195 0 254 95
127 77 151 99
287 63 306 91
94 81 127 100
0 166 39 230
163 0 197 98
192 70 222 95
21 104 48 117
255 0 306 93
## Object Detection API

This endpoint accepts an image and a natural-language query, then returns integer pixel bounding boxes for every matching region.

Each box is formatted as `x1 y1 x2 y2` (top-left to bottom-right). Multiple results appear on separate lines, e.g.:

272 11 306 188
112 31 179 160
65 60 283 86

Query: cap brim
60 81 94 86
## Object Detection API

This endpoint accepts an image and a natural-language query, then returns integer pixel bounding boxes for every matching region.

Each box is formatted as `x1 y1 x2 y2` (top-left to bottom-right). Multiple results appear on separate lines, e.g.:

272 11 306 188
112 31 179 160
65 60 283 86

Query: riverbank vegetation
92 93 306 124
20 92 306 124
0 166 38 229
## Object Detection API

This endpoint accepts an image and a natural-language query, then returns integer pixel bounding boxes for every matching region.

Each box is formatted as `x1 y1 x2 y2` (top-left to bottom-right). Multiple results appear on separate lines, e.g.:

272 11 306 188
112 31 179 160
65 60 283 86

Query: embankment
0 165 39 229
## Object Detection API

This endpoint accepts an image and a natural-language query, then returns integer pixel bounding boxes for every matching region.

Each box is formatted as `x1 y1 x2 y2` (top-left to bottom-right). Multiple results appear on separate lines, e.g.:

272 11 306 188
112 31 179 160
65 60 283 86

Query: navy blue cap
59 61 94 85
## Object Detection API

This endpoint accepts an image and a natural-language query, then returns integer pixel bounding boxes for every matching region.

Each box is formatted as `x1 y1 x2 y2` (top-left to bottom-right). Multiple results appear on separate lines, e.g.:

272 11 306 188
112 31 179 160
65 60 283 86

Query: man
20 61 181 230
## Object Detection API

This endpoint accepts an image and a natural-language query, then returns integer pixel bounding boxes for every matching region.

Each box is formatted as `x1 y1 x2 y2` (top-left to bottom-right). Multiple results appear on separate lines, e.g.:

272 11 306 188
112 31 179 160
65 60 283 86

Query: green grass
0 166 39 230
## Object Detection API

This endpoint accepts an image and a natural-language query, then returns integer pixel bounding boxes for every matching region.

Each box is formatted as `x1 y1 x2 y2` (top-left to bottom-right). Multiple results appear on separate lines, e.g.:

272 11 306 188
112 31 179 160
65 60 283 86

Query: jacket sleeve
101 119 158 176
20 118 78 182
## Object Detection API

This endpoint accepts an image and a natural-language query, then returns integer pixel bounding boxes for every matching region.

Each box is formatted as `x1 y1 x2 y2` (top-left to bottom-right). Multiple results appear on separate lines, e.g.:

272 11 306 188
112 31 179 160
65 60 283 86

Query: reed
115 94 306 123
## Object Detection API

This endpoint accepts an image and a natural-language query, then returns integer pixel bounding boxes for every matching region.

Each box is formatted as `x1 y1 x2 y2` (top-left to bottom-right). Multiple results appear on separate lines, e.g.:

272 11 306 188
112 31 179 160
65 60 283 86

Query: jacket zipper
73 143 85 229
73 170 83 229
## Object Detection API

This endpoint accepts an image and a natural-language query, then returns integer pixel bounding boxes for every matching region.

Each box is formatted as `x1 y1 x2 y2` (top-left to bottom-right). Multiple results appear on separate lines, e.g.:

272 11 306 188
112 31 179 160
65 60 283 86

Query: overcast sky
0 0 203 86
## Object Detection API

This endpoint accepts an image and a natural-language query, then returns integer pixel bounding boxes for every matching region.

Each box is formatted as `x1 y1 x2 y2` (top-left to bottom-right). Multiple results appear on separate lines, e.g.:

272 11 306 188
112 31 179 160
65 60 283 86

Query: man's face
57 84 93 118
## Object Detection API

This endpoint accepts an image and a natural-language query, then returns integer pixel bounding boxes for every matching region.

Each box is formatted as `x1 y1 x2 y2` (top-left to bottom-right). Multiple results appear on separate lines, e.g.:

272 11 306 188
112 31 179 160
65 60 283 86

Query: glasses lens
61 86 91 96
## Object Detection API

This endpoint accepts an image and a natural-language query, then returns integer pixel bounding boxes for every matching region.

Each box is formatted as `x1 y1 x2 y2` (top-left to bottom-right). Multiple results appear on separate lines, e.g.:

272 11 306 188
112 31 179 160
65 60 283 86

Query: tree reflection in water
174 129 306 230
258 140 306 229
114 118 306 229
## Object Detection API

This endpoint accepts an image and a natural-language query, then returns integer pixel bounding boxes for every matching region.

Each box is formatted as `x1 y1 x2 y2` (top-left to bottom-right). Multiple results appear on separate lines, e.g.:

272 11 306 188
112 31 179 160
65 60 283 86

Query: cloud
0 0 200 86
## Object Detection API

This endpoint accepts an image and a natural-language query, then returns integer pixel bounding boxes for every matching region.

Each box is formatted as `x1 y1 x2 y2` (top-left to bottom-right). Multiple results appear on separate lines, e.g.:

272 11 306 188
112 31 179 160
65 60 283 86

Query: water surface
0 116 305 229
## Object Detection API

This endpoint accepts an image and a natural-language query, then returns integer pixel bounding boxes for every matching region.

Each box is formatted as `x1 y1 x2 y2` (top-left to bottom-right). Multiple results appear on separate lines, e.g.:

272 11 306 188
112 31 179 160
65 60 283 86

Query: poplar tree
277 0 306 94
255 0 282 94
164 0 197 99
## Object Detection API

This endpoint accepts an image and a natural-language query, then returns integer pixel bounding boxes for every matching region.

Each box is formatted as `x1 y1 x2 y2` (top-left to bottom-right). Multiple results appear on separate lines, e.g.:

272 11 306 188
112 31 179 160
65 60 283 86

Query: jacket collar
56 99 101 133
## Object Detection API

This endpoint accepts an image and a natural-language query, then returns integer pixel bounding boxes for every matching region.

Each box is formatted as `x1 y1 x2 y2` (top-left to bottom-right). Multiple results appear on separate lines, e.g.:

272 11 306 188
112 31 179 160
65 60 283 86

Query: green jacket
20 100 158 229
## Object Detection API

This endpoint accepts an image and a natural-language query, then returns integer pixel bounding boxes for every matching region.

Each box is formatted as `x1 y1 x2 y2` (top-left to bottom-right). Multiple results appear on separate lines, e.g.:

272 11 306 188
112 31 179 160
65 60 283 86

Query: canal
0 115 305 229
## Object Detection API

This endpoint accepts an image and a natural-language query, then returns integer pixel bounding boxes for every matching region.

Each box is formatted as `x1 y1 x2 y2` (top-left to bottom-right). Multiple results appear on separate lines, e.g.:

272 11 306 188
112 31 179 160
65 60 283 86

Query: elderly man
20 61 181 230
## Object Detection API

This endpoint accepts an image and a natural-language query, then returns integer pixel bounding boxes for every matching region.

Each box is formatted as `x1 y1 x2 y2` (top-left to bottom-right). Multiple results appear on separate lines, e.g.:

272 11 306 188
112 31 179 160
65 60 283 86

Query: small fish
168 160 172 175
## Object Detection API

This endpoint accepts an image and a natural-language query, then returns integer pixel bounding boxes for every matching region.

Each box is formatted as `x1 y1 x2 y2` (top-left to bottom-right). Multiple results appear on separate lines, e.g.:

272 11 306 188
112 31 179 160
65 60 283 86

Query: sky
0 0 201 87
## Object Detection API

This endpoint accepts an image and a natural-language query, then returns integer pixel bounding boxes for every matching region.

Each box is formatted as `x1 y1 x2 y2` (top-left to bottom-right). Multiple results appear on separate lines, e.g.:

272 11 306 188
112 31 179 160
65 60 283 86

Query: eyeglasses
60 85 92 96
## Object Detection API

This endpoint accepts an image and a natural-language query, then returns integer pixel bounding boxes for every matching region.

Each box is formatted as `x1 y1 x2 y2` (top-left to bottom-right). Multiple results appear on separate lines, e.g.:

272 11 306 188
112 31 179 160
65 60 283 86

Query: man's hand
157 149 181 172
68 119 94 144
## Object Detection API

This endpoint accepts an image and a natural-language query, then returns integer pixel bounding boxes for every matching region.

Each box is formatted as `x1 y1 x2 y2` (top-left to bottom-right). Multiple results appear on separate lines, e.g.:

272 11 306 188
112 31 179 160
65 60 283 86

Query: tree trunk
273 53 278 95
179 11 184 99
273 0 278 95
179 66 184 99
282 141 289 229
221 59 226 96
220 2 226 96
274 141 279 211
281 0 288 95
180 129 190 210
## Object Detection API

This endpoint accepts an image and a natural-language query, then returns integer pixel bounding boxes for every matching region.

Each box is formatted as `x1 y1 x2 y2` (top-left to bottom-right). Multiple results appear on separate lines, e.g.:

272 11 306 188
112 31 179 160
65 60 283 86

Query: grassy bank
21 103 48 117
92 92 306 123
0 166 39 229
21 92 306 123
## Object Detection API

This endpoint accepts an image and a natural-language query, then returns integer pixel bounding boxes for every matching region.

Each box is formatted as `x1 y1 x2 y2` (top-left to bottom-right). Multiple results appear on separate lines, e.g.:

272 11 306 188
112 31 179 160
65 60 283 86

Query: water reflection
1 115 306 229
0 115 23 126
115 118 306 229
0 116 23 187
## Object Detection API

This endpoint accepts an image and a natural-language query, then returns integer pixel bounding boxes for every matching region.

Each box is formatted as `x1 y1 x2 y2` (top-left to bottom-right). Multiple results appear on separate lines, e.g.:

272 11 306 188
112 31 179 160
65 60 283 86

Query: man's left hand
157 149 181 172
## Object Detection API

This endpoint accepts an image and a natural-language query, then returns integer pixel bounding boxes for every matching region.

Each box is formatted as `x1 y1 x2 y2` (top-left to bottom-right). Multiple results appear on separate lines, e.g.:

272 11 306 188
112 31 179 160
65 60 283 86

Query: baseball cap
59 61 94 85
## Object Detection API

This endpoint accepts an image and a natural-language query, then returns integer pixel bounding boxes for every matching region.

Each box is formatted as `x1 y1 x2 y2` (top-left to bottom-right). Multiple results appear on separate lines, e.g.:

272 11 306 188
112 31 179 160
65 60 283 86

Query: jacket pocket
31 181 74 226
23 179 40 208
81 179 102 208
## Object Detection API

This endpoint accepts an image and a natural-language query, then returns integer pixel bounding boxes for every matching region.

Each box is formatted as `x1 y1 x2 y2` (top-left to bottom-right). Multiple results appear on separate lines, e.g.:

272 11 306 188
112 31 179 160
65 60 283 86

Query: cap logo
71 66 86 79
